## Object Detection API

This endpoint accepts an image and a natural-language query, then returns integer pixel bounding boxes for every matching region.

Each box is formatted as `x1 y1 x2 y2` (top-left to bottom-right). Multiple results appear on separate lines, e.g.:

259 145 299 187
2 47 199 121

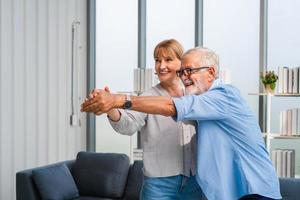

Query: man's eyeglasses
176 67 209 77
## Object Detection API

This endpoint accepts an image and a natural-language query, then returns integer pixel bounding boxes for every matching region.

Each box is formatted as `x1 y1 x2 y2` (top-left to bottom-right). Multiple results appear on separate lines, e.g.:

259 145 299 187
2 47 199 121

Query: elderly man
81 47 282 200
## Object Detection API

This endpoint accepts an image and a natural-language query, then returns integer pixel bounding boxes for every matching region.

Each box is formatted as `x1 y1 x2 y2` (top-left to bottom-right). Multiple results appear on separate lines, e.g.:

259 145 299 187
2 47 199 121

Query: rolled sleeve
108 109 146 135
107 109 128 132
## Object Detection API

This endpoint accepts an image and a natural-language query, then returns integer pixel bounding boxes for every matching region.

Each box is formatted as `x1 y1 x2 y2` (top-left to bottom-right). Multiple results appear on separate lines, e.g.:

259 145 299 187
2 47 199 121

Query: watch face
124 100 132 109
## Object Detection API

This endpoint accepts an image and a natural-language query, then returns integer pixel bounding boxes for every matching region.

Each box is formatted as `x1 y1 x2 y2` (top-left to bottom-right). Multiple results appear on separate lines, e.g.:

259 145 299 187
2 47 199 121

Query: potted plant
260 71 278 93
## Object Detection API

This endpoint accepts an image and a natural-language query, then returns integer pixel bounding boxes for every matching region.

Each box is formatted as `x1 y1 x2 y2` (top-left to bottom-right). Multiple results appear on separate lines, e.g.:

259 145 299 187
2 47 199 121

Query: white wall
0 0 87 199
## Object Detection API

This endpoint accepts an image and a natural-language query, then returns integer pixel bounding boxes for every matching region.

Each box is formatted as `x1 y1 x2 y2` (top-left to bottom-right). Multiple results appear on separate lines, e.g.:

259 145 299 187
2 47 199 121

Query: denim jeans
140 175 206 200
239 194 281 200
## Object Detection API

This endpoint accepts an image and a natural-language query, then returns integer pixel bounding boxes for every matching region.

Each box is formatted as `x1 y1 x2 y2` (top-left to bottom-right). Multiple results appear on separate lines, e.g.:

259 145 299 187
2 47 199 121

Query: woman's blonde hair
153 39 184 60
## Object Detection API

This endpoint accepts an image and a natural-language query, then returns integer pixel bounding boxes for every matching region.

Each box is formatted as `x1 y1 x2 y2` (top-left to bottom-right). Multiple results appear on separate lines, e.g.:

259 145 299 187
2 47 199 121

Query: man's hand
81 89 123 115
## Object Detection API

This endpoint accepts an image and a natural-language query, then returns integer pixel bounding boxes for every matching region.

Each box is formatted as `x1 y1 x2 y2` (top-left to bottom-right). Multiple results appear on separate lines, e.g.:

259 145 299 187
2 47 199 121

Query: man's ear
208 66 216 80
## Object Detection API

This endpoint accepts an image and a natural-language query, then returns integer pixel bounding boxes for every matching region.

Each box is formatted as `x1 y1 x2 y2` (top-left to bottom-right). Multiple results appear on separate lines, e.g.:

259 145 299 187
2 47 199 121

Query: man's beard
185 80 207 95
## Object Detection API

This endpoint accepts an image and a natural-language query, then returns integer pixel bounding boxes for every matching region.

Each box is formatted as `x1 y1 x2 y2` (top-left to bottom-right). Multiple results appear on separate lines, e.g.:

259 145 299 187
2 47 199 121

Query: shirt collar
208 78 222 91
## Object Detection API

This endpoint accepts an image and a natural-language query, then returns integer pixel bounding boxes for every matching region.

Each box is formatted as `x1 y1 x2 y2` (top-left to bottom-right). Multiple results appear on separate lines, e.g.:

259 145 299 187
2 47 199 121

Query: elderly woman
85 39 204 200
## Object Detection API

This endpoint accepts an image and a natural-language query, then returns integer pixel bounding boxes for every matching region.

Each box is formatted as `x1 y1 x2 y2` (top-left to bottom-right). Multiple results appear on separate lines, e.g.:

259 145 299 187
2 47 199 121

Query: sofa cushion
32 163 79 200
73 151 130 198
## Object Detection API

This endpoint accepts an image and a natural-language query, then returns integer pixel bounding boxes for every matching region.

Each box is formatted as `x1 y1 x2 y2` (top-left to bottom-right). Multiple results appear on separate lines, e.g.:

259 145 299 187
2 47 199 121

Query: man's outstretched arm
80 89 176 117
130 95 176 116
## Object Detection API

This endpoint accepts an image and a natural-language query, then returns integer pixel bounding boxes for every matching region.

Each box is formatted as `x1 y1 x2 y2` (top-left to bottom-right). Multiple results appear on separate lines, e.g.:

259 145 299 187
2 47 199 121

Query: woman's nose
159 60 167 68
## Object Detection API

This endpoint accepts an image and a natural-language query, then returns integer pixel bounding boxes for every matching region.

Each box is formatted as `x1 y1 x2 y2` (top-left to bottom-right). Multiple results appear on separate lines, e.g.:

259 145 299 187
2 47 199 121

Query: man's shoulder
208 83 241 100
212 83 239 92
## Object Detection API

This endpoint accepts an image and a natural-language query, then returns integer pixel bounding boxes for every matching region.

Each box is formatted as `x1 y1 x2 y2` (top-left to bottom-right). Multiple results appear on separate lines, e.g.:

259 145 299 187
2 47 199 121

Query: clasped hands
81 87 118 115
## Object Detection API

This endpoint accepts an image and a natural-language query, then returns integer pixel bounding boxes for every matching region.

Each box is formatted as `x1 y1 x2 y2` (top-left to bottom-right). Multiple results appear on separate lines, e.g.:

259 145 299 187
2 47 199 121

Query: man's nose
181 74 189 81
182 70 190 77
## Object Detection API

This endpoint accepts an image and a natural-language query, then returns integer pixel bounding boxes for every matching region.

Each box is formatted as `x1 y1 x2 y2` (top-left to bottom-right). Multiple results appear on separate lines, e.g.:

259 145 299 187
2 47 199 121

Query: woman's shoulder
140 84 165 96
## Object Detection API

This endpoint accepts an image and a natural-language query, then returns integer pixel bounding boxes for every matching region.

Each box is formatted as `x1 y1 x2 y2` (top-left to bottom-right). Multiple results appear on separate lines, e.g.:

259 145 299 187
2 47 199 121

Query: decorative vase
264 82 276 93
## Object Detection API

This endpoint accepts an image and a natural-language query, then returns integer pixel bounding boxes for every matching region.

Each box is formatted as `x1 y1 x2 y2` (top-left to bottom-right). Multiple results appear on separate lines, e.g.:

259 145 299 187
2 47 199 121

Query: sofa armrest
123 161 143 200
279 178 300 200
16 160 75 200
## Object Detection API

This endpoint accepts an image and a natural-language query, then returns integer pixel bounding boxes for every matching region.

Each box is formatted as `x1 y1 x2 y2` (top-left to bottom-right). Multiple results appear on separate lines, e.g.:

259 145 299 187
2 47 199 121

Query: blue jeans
140 175 206 200
239 194 281 200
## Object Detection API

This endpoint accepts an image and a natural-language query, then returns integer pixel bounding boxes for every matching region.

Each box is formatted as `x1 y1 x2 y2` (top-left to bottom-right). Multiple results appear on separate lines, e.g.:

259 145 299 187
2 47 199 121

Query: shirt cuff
172 97 184 122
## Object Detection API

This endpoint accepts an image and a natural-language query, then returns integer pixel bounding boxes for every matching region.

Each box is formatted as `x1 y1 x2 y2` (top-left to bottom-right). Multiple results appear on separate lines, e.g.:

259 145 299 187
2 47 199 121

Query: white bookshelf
249 92 300 178
263 133 300 139
248 93 300 97
249 93 300 140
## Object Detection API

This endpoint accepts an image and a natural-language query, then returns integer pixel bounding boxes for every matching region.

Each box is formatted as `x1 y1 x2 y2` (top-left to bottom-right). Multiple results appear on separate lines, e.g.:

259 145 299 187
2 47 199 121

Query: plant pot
264 83 276 93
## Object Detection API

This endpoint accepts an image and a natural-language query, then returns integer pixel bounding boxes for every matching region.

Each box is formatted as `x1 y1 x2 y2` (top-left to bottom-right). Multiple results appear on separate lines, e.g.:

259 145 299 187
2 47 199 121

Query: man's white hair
183 46 219 75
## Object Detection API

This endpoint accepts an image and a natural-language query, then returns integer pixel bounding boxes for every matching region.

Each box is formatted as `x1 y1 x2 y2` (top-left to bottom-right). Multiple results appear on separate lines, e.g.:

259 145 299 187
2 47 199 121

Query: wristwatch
123 94 132 109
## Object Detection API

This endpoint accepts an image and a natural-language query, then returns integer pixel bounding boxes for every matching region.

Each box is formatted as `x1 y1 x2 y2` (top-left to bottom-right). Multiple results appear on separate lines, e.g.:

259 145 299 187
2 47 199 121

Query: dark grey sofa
16 152 143 200
279 178 300 200
16 151 300 200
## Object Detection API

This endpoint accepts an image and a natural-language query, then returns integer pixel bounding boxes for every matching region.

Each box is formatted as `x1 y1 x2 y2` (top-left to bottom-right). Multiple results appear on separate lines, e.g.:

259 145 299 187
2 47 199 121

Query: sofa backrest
279 178 300 200
16 158 300 200
72 151 130 198
16 160 75 200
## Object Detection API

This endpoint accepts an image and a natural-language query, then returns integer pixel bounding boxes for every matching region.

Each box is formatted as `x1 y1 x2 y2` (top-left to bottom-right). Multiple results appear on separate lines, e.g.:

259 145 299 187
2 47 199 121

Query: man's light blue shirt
173 79 282 200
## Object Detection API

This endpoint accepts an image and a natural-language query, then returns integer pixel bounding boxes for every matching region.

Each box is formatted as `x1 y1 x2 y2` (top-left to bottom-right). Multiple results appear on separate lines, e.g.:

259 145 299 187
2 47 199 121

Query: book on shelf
134 68 141 92
140 69 145 92
299 66 300 94
275 149 283 177
133 148 143 161
279 108 300 136
280 110 287 136
271 149 295 178
287 110 292 136
298 108 300 135
282 150 287 177
283 67 289 94
292 67 299 94
133 68 159 93
286 150 295 178
288 68 293 94
278 66 300 94
292 109 297 135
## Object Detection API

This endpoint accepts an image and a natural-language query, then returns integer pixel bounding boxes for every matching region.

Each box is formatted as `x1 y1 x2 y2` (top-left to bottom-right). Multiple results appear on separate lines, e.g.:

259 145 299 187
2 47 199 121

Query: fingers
81 101 98 112
81 98 97 112
81 89 104 107
92 88 101 94
92 89 101 98
81 88 114 114
85 88 101 101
